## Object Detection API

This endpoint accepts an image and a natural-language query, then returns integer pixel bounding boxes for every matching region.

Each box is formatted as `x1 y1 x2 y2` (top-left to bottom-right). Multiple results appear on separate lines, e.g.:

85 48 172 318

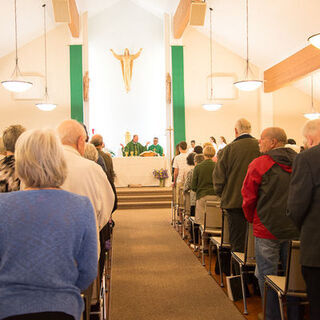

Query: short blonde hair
303 119 320 138
203 142 212 149
84 143 98 162
15 129 67 188
203 145 216 158
235 118 252 134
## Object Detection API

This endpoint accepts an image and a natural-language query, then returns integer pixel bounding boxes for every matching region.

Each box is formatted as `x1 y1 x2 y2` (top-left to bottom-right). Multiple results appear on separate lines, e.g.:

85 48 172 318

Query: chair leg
263 282 268 320
201 232 205 266
239 265 248 315
217 247 224 287
277 291 285 320
191 221 196 249
208 242 212 275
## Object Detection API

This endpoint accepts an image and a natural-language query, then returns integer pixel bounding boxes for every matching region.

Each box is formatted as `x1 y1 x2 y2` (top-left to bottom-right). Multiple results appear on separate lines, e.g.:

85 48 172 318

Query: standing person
213 118 260 253
287 119 320 320
183 152 196 216
217 136 227 151
188 140 196 154
120 134 149 156
0 125 25 192
242 127 301 320
210 136 218 153
0 129 98 320
148 137 164 156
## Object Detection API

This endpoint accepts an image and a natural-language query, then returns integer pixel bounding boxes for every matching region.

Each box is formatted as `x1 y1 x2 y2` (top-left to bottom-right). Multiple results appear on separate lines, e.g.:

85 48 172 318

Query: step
117 201 172 210
118 194 172 203
116 187 172 197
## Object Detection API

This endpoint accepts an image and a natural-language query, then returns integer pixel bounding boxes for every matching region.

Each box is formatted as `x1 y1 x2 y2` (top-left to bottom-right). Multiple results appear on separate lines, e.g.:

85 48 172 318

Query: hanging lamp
202 7 222 111
304 75 320 120
308 33 320 49
233 0 263 91
36 3 56 111
1 0 33 92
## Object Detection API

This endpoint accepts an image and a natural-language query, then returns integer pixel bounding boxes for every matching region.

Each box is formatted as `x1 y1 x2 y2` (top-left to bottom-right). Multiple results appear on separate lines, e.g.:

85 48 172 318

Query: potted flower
153 168 169 187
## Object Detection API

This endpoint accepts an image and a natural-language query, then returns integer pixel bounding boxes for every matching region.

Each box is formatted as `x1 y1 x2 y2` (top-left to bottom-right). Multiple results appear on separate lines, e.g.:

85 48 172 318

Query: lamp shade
303 112 320 120
1 79 33 92
35 102 57 111
308 33 320 49
202 103 222 111
234 80 263 91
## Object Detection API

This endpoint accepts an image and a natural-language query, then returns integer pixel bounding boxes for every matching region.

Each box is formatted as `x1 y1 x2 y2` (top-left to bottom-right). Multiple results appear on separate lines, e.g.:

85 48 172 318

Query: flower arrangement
153 168 169 180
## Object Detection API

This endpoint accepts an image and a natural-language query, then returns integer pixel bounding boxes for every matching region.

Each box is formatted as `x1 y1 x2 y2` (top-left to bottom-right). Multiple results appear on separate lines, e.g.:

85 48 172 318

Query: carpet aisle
110 208 244 320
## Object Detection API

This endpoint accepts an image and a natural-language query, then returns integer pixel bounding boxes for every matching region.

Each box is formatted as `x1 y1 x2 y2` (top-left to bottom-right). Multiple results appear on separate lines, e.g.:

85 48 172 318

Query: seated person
148 137 163 156
120 134 149 156
0 129 98 320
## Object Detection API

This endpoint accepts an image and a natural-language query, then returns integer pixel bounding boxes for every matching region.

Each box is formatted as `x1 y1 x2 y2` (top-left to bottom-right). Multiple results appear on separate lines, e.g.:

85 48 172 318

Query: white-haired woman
0 129 98 320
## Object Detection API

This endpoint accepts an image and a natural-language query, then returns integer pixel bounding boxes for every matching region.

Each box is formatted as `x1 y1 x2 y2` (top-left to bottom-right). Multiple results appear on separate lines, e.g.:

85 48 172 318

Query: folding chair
263 240 308 320
208 209 231 287
231 222 255 315
199 200 222 266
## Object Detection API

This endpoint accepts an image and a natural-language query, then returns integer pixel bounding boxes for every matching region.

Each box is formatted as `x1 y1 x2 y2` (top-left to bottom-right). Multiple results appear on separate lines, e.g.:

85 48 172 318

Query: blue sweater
0 190 98 320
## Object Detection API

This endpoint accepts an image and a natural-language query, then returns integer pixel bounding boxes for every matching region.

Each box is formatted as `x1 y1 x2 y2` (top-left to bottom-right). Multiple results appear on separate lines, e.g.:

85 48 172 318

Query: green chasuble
123 140 147 156
148 144 163 156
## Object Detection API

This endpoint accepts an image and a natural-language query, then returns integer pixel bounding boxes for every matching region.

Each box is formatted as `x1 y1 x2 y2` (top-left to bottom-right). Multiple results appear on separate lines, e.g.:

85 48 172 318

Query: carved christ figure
110 48 142 92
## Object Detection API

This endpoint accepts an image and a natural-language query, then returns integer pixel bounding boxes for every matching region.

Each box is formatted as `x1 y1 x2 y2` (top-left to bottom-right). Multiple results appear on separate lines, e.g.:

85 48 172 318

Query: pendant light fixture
202 7 222 112
233 0 263 91
36 3 56 111
1 0 33 92
308 33 320 49
304 75 320 120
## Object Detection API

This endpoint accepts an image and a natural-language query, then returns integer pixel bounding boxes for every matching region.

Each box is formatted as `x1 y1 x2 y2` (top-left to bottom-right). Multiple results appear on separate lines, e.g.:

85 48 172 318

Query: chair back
178 186 184 208
244 222 255 264
184 191 191 215
221 209 230 245
285 240 307 295
204 200 222 230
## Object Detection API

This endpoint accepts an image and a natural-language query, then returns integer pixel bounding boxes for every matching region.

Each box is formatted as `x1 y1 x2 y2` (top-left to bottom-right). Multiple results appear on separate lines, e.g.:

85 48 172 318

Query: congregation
0 117 320 320
172 118 320 320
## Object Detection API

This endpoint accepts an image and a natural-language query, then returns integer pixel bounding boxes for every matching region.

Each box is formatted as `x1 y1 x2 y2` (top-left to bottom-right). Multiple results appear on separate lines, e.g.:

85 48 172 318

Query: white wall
88 0 166 155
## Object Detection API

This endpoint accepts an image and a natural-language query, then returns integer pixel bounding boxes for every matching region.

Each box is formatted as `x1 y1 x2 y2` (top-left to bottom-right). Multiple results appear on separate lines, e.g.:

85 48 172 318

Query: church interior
0 0 319 319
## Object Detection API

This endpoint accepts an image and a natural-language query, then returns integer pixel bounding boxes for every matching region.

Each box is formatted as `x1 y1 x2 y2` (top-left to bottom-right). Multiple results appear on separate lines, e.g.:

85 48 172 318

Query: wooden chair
199 200 222 266
208 209 231 287
231 222 256 315
263 240 308 320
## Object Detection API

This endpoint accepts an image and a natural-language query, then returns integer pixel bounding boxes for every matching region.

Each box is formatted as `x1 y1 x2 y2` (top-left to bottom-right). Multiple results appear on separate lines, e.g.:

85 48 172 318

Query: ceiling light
308 33 320 49
202 8 223 111
233 0 263 91
36 4 56 111
1 0 33 93
303 75 319 120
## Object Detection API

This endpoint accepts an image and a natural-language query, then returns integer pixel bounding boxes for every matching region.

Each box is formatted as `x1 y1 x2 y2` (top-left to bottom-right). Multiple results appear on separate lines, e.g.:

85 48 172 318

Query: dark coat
287 144 320 267
213 134 260 209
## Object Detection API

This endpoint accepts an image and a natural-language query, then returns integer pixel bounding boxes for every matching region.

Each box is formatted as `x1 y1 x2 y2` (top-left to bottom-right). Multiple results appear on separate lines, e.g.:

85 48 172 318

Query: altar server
148 137 163 156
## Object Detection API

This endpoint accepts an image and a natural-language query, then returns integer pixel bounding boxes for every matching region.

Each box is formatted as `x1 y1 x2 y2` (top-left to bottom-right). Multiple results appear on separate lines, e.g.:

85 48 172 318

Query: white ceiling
1 0 320 89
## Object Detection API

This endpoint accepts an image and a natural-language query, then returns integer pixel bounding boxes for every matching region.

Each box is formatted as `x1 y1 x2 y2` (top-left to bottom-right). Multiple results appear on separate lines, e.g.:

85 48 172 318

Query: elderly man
91 134 115 183
57 120 114 232
287 119 320 320
213 118 260 253
148 137 163 156
242 127 300 320
0 124 26 192
120 134 149 156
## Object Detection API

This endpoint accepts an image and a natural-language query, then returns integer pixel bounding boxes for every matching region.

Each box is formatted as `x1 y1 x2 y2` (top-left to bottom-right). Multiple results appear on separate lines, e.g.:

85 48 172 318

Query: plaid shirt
0 155 20 192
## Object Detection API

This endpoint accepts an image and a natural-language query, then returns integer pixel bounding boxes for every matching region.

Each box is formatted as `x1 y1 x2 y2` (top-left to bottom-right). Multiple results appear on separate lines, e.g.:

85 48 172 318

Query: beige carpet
110 208 244 320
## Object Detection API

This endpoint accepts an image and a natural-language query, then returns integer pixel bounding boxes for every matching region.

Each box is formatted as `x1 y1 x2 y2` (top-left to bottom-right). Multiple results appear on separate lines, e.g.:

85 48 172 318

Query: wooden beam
52 0 80 38
173 0 192 39
264 45 320 93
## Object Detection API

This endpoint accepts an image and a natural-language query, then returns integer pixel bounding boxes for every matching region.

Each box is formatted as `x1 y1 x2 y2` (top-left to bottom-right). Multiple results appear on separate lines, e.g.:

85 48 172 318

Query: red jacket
242 148 299 240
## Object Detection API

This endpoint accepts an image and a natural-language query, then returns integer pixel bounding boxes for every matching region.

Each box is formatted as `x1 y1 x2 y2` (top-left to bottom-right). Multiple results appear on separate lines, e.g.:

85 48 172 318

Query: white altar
113 157 171 187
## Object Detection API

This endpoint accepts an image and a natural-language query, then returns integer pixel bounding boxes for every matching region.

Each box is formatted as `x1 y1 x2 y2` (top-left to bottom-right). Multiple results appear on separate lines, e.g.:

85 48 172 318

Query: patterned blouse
0 155 20 192
183 167 196 206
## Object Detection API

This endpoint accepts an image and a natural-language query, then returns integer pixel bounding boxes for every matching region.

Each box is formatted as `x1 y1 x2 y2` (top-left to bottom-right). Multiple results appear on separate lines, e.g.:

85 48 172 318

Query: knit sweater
0 189 98 320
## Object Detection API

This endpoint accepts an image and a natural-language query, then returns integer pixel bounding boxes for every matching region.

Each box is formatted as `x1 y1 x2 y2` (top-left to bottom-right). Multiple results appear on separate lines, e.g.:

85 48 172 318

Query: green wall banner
171 46 186 147
70 45 83 123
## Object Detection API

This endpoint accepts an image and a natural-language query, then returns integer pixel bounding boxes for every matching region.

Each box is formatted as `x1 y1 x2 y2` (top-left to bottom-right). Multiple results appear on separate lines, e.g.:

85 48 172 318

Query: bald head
91 134 103 149
259 127 287 153
235 118 251 137
57 120 87 155
303 119 320 149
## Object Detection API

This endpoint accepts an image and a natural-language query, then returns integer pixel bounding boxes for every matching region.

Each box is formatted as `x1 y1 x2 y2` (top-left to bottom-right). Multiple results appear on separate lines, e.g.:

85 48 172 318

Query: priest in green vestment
121 135 150 156
148 137 163 156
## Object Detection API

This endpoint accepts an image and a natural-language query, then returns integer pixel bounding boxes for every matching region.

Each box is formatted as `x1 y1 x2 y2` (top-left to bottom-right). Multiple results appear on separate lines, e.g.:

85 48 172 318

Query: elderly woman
192 145 220 227
0 129 98 320
183 152 197 216
0 124 25 192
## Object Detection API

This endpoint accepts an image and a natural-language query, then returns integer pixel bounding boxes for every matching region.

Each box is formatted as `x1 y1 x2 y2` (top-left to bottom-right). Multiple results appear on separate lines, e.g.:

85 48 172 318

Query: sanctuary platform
116 187 172 210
